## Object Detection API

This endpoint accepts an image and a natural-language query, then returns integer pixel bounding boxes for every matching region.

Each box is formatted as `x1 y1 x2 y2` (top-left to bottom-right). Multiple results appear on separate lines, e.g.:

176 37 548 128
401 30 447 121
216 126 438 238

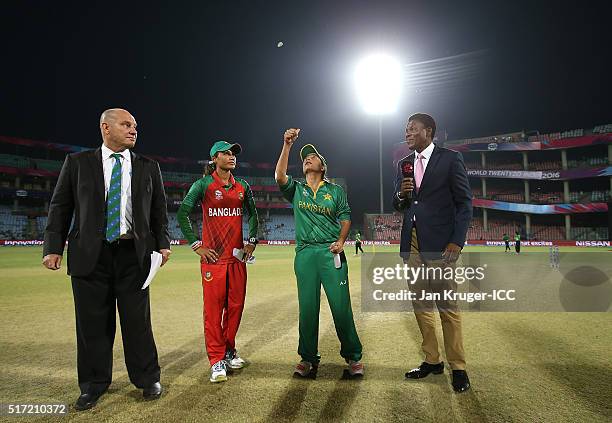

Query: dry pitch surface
1 245 611 422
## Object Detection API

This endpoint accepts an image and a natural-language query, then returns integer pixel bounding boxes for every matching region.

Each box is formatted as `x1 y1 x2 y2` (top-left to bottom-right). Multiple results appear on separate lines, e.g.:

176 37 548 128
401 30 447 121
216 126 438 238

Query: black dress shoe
74 390 106 411
452 370 470 392
143 382 163 400
405 361 445 379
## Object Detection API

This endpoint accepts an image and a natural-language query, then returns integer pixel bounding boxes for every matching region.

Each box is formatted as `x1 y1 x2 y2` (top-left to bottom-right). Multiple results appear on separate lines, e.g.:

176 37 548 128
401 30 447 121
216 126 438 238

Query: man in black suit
42 108 171 410
392 113 473 392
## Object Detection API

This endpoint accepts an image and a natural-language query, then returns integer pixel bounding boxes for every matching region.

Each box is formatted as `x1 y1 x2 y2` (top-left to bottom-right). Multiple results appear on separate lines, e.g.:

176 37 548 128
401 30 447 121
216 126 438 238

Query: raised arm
275 128 300 186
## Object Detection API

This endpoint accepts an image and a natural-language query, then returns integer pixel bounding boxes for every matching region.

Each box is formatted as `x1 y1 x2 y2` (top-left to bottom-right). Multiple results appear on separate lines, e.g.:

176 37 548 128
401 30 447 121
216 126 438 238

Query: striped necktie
106 153 122 242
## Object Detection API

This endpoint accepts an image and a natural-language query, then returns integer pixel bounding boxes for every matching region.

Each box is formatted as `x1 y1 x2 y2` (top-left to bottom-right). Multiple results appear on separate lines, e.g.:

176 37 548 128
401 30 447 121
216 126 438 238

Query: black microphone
400 159 414 200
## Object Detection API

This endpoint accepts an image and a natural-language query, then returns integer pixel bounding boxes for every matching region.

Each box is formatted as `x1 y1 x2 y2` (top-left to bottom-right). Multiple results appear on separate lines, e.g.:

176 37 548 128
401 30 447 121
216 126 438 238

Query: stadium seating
463 160 482 169
528 161 562 171
260 214 295 240
33 159 63 172
567 156 607 168
480 189 524 203
0 206 29 239
530 225 565 241
0 154 30 169
589 190 609 202
570 227 608 240
365 214 402 241
531 192 563 204
445 132 524 146
36 216 47 235
467 218 521 241
467 218 565 241
481 161 523 170
593 124 612 134
163 172 200 184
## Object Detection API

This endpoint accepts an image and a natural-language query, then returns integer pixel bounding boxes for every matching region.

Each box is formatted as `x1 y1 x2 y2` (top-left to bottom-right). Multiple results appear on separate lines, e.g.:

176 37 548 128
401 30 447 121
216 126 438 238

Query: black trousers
355 242 364 254
71 239 160 394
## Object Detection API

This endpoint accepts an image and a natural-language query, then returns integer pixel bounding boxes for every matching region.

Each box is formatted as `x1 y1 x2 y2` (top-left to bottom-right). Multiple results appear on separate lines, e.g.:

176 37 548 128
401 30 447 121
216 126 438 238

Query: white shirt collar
101 144 131 162
416 142 435 160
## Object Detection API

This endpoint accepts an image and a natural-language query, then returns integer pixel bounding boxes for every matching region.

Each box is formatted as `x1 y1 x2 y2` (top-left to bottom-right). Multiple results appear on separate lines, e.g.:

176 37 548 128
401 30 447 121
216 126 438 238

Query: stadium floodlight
354 54 402 115
354 54 402 213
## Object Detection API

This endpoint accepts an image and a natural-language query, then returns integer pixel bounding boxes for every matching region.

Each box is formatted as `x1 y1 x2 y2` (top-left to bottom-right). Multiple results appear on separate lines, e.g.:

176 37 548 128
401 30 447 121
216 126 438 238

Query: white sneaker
348 360 364 377
210 360 228 383
294 360 316 377
225 350 246 369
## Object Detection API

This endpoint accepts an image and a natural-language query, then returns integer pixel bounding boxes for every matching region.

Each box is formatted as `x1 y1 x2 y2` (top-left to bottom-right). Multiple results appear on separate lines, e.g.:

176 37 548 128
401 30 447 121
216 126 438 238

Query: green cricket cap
299 144 327 168
210 141 242 159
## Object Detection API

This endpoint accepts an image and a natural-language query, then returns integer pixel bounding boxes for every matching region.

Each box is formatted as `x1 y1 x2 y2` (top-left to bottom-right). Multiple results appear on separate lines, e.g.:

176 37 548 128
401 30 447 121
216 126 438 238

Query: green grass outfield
0 245 611 422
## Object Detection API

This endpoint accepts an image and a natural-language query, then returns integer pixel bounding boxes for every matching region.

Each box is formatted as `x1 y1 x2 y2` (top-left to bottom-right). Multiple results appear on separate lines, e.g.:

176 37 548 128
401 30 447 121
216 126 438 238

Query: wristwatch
248 237 259 245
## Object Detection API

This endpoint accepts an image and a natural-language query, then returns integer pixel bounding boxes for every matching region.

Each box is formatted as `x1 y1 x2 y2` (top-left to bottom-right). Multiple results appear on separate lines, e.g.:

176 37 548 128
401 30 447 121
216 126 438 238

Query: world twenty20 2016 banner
466 166 612 180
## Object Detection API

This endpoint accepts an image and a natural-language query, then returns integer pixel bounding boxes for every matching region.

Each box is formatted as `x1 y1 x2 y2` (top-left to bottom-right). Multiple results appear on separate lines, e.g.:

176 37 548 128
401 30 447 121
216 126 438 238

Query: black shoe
143 382 163 400
405 362 444 379
452 370 470 393
74 390 106 411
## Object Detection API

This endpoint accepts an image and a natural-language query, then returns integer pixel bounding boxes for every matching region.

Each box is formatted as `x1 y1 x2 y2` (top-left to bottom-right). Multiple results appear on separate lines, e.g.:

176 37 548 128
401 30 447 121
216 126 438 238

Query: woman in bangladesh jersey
177 141 258 383
274 128 363 378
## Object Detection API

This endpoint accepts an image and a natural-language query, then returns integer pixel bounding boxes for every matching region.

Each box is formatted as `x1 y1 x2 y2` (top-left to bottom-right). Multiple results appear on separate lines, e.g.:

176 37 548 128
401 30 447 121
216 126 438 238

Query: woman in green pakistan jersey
274 128 363 378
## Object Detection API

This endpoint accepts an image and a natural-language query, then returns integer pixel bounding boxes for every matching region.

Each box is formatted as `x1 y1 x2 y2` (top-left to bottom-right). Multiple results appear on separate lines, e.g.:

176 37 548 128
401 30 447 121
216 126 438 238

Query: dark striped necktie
106 153 122 242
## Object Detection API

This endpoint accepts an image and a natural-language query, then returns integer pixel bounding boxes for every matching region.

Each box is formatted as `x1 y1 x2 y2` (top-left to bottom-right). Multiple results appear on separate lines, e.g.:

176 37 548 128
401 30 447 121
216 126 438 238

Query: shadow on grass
317 364 362 421
238 293 297 358
266 376 311 421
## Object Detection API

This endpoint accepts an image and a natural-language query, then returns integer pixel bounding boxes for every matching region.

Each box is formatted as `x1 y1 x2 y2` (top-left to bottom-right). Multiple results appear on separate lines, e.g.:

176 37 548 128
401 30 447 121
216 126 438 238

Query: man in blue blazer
392 113 473 392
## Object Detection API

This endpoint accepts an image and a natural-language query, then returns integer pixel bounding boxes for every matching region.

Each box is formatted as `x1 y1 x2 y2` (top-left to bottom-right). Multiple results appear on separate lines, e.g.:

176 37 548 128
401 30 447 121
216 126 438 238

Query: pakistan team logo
323 193 332 201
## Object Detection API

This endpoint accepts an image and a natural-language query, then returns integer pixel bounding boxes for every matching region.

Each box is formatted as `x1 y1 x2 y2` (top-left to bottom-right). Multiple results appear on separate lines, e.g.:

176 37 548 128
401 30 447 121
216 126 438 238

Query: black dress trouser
70 239 160 394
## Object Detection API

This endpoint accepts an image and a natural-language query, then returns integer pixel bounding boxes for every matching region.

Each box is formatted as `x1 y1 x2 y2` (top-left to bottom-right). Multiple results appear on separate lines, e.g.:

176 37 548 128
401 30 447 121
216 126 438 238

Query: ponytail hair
203 160 216 176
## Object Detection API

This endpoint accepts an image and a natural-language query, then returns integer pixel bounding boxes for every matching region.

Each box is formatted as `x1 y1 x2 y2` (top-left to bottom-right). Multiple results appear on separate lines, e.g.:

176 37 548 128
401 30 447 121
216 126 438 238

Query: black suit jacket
43 147 171 277
392 145 472 259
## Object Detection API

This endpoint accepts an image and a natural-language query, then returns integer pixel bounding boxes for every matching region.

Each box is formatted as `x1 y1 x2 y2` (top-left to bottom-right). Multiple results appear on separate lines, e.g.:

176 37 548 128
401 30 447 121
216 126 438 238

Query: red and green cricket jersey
177 171 258 263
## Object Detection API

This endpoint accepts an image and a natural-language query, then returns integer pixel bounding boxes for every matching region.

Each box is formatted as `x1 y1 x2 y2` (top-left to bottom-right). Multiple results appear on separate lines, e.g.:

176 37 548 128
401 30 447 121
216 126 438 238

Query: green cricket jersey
279 175 351 250
503 235 509 242
514 234 521 241
355 233 362 243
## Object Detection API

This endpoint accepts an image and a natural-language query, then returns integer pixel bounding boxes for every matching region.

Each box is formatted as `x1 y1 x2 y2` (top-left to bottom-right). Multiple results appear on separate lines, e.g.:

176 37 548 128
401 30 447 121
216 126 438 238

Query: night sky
2 1 610 221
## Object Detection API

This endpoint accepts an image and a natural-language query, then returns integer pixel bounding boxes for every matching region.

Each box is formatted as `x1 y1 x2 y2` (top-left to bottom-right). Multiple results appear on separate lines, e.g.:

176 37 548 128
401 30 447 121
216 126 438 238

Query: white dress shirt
415 141 436 176
101 144 133 237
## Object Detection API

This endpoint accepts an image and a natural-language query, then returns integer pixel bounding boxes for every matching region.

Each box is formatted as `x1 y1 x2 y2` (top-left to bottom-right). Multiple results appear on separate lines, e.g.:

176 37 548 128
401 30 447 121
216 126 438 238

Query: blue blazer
392 145 472 259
